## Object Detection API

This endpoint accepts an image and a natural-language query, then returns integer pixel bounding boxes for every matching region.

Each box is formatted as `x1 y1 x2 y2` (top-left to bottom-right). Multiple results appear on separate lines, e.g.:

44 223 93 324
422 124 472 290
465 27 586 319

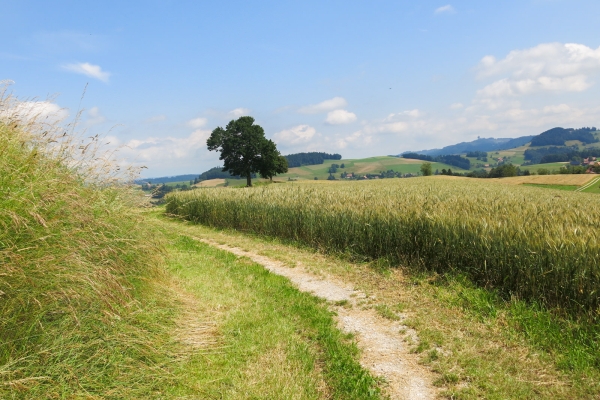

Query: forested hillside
530 127 598 147
284 152 341 167
402 153 471 170
406 135 534 156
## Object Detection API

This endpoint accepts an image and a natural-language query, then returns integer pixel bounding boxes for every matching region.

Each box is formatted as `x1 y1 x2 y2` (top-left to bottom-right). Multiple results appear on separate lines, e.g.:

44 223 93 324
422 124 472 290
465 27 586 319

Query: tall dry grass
0 86 171 397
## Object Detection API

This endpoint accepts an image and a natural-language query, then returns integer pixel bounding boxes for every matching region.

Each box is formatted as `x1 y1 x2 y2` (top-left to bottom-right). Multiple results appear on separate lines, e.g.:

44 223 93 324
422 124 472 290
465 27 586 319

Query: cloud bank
476 43 600 99
299 97 347 114
62 62 111 82
325 109 357 125
274 124 316 145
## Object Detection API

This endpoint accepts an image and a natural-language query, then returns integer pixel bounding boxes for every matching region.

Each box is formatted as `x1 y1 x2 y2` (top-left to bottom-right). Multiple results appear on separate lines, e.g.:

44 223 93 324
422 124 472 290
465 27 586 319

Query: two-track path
197 238 437 400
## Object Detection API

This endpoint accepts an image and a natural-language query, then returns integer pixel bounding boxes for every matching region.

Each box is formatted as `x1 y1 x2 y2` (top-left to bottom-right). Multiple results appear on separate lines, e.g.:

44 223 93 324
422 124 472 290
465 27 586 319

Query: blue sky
2 0 600 177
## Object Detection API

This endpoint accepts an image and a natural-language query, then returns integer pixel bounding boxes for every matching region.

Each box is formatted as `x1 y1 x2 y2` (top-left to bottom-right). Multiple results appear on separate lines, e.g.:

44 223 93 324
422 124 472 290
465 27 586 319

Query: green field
522 183 578 191
163 180 193 187
280 156 468 180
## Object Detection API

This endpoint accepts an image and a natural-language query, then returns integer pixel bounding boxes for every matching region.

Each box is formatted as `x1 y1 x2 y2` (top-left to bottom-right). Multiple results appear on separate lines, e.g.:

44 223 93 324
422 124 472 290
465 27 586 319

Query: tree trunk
246 173 252 187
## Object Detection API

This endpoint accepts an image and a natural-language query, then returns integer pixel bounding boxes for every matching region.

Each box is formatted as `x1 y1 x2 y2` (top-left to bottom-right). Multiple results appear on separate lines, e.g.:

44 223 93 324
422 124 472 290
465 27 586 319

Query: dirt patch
198 238 437 400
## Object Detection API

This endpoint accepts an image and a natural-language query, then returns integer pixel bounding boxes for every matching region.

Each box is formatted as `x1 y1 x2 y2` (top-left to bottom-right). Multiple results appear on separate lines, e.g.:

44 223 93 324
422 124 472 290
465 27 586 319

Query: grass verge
0 95 179 398
159 213 600 399
156 225 382 399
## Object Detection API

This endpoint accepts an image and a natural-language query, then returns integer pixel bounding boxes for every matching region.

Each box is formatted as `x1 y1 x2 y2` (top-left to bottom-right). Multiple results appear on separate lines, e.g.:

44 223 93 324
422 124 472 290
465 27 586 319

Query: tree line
284 152 342 168
530 127 598 147
524 146 600 164
402 153 471 170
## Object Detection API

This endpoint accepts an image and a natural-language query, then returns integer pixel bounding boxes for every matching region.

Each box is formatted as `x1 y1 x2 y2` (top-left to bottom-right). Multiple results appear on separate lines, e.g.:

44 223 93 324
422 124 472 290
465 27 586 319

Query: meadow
166 178 600 319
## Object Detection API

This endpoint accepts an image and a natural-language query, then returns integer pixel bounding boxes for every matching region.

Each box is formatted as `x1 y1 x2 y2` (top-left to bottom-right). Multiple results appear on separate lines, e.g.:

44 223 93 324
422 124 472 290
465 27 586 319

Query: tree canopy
207 116 287 186
420 162 432 176
284 152 341 167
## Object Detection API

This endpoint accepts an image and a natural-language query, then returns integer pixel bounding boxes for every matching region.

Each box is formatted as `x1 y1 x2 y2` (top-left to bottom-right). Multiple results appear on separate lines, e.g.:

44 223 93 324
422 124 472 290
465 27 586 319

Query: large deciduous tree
206 116 287 186
258 139 288 181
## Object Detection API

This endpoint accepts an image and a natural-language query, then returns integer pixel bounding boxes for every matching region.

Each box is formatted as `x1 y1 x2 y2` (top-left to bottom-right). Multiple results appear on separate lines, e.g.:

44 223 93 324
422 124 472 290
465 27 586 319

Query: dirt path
198 238 437 400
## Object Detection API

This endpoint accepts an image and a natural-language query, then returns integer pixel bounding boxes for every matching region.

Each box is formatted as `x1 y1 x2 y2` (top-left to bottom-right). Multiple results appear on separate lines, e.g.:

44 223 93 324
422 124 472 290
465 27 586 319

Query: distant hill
404 126 599 157
197 167 243 181
188 152 343 184
529 127 598 147
406 136 534 156
136 174 199 184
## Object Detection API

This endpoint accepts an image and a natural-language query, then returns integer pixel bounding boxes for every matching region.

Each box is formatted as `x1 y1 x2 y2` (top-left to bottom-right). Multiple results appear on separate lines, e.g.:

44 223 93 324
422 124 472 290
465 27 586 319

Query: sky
2 0 600 177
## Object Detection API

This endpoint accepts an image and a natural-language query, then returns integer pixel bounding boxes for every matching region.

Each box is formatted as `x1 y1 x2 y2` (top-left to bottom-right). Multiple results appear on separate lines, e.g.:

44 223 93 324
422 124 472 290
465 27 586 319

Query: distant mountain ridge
403 126 599 157
136 174 199 184
404 136 534 156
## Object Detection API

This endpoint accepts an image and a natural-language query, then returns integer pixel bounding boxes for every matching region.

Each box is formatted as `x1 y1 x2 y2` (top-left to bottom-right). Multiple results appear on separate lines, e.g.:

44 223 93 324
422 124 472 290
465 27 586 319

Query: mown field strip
197 237 437 400
575 176 600 192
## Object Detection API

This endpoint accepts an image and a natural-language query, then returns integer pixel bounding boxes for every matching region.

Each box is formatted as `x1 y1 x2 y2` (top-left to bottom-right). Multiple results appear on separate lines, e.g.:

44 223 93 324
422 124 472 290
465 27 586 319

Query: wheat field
167 178 600 318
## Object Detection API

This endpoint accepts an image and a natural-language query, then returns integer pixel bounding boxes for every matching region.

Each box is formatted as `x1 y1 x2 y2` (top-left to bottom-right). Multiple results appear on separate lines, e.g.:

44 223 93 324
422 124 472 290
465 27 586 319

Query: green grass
162 217 600 398
158 230 382 399
520 162 571 173
522 183 579 191
0 101 176 397
163 180 193 187
280 156 468 180
581 183 600 194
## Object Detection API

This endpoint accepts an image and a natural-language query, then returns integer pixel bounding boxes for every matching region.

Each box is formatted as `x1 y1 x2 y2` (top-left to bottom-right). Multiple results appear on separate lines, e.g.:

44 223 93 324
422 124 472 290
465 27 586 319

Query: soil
198 238 438 400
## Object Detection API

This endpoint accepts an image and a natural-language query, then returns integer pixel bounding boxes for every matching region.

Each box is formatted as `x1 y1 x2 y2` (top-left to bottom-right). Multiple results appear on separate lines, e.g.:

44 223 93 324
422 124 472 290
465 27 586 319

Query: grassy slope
279 156 468 180
162 217 600 399
0 118 179 397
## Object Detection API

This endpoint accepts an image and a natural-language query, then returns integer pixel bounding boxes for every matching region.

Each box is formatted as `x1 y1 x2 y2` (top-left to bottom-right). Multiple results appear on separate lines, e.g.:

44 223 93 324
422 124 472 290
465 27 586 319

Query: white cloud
187 117 207 128
299 97 348 114
0 100 68 124
475 43 600 100
62 62 111 82
273 124 316 145
477 75 590 99
450 103 464 109
325 109 357 125
543 104 572 114
228 108 251 118
117 129 212 164
86 106 106 126
381 122 409 133
435 5 455 14
336 131 366 149
387 109 423 118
